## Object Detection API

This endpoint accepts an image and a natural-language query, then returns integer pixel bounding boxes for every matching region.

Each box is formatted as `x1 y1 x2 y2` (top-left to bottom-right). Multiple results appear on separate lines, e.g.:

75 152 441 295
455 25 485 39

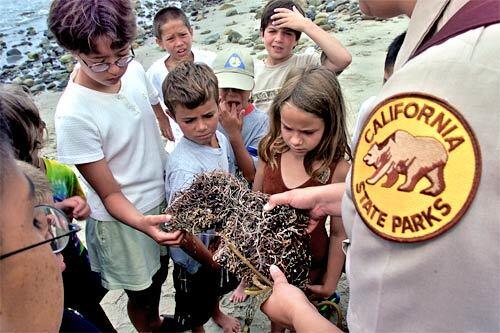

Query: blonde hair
258 66 352 180
16 160 52 205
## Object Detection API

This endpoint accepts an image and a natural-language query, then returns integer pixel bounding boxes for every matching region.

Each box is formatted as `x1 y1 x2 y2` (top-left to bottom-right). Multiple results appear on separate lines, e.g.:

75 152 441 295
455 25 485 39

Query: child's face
157 19 193 61
261 25 298 64
280 101 325 156
219 88 251 111
75 37 131 90
173 99 219 147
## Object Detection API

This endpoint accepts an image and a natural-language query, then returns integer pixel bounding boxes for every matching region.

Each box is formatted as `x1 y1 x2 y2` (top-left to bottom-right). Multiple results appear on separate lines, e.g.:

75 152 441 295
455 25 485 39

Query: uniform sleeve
55 111 104 165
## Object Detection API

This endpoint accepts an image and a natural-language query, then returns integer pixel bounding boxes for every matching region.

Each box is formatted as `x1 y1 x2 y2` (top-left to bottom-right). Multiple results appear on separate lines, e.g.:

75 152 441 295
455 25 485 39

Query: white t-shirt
164 131 234 273
147 48 216 152
55 60 167 221
253 53 320 112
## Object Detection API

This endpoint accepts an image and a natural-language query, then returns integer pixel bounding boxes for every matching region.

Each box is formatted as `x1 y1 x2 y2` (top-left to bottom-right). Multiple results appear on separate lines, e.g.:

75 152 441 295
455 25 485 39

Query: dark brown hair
48 0 137 54
259 65 352 180
153 7 191 39
163 62 219 114
260 0 304 41
0 85 44 165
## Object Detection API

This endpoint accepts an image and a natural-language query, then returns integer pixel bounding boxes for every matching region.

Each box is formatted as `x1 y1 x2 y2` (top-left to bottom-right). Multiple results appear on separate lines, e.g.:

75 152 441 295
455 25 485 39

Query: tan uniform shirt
343 0 500 331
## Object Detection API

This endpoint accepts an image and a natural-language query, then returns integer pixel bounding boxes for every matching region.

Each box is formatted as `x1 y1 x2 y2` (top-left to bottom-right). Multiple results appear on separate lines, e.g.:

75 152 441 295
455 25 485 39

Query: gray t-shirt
164 131 235 273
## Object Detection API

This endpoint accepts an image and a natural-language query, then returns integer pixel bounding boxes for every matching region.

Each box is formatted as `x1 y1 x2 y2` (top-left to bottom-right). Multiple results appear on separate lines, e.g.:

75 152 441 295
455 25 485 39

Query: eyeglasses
79 48 135 73
0 205 81 260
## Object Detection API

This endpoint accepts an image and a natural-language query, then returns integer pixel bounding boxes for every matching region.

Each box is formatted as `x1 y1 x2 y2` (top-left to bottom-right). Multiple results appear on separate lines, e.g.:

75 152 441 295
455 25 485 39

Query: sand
34 1 408 331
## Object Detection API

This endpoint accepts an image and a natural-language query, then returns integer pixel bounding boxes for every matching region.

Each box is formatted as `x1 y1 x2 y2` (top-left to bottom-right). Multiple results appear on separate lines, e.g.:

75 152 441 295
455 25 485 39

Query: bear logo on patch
351 93 481 242
363 130 447 196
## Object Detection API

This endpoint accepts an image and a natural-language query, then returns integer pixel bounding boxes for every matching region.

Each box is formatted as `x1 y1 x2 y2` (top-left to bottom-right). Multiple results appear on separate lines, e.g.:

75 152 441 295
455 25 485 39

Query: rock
326 1 337 12
22 78 35 87
46 82 57 90
27 52 39 61
254 9 263 19
305 7 316 21
204 33 220 45
316 12 328 19
226 9 238 17
59 53 73 64
253 43 266 50
249 6 259 13
66 63 74 73
200 30 211 35
314 17 328 26
226 20 237 27
12 77 23 85
227 30 242 43
219 3 235 10
6 48 21 57
30 84 45 93
26 27 37 36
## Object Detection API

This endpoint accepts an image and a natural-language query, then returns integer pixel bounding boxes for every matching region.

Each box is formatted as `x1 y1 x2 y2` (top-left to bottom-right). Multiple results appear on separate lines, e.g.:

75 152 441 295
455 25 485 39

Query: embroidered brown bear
363 130 448 196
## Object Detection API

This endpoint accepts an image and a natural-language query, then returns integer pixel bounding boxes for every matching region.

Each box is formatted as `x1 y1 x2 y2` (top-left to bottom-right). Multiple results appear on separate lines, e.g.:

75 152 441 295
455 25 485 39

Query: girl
254 65 351 327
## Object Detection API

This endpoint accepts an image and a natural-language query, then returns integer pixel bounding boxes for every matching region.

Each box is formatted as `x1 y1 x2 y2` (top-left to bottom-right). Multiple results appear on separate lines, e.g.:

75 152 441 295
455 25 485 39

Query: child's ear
155 38 162 48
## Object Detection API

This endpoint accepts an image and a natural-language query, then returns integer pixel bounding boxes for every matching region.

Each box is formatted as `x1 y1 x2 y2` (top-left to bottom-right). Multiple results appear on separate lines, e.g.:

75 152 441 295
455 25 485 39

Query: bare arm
180 232 220 271
253 161 266 192
76 159 183 245
219 101 256 182
261 265 341 333
271 7 352 73
152 103 174 141
308 216 346 298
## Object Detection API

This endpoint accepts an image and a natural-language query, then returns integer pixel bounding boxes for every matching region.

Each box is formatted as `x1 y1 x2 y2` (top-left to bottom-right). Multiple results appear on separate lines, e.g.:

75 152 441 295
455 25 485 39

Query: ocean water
0 0 55 68
0 0 51 34
0 0 183 68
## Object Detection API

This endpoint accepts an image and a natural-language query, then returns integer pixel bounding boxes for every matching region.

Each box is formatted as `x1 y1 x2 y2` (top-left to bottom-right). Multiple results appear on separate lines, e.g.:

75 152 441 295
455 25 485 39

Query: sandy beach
31 0 408 331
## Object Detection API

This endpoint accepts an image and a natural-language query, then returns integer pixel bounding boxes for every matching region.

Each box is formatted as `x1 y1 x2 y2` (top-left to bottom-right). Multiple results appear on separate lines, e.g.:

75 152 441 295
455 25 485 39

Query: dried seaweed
163 171 311 290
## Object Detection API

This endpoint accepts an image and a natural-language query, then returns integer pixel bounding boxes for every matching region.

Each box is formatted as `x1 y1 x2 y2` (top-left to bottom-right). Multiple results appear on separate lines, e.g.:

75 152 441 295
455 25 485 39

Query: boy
213 49 269 184
163 62 240 333
48 1 183 331
147 6 216 151
253 0 352 112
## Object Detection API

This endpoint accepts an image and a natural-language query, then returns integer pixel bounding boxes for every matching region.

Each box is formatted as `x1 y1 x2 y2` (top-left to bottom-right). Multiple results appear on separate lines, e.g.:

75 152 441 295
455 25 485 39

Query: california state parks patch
352 93 481 242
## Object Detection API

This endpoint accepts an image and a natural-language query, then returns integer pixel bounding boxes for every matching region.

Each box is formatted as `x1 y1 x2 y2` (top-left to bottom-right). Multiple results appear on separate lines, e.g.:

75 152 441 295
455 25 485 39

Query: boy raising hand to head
253 0 351 112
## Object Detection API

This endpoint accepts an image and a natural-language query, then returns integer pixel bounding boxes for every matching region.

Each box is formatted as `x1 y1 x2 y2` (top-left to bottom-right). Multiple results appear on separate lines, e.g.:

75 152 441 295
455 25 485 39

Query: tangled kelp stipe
163 171 311 291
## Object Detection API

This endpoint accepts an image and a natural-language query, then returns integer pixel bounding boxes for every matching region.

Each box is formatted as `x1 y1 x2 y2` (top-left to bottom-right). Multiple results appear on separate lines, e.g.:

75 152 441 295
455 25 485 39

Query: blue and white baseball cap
213 49 254 91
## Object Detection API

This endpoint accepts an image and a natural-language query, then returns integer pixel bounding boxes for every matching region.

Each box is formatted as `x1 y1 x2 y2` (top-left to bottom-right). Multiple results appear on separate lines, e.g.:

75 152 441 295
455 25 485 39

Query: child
48 1 182 331
255 65 351 332
163 62 240 333
213 49 269 184
253 0 352 112
147 6 216 151
0 84 115 332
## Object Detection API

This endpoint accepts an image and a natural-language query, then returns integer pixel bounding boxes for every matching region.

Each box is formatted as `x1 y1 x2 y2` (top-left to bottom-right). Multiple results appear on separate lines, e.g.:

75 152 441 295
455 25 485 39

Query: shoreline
32 0 409 331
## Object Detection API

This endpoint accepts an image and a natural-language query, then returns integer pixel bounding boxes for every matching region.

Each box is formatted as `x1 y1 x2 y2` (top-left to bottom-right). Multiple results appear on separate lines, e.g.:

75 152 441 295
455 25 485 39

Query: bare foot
229 283 248 303
213 306 241 333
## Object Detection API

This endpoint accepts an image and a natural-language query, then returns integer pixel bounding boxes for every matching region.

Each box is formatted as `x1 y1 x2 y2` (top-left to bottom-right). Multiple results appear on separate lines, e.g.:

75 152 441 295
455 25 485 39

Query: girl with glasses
48 0 184 331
